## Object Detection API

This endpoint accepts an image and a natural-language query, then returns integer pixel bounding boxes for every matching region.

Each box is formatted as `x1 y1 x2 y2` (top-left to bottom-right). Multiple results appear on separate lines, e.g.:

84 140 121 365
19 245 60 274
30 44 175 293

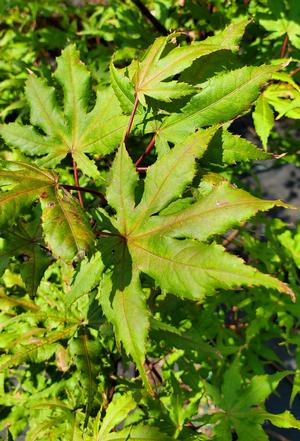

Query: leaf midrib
160 67 273 132
55 190 82 253
0 183 52 203
131 241 264 282
79 117 127 151
128 143 197 235
131 199 274 240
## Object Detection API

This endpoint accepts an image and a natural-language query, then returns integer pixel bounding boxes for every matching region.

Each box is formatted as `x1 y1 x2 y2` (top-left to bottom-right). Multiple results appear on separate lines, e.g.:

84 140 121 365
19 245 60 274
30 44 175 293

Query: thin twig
222 222 246 246
280 33 289 58
136 166 148 173
72 158 83 207
131 0 169 36
290 65 300 76
135 134 156 167
125 94 139 142
61 184 106 205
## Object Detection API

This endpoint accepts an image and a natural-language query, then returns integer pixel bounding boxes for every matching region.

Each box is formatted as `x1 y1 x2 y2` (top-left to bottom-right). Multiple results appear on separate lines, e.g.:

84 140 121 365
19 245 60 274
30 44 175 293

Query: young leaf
128 20 249 104
0 45 128 178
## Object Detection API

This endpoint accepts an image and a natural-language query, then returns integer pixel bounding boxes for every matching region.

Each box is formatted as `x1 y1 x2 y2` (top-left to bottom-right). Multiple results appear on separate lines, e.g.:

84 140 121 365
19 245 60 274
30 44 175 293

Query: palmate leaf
97 127 294 384
0 45 128 178
0 162 94 261
205 363 300 440
111 19 249 107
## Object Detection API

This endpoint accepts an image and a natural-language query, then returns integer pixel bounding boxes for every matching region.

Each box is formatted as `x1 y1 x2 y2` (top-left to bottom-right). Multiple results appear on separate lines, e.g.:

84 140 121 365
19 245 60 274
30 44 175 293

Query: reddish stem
280 33 289 58
72 159 83 207
61 184 106 205
125 94 139 142
290 65 300 76
135 134 156 167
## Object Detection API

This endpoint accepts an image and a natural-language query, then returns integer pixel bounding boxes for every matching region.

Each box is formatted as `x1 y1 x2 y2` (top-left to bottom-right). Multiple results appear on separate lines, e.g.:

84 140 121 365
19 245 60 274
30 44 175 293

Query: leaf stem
290 65 300 76
125 94 139 142
72 158 84 207
222 222 246 246
135 134 156 167
61 184 106 205
280 33 289 58
131 0 169 36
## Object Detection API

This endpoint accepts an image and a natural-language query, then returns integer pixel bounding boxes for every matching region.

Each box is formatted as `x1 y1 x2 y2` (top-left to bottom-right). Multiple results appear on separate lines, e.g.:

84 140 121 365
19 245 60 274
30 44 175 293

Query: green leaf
101 425 170 441
0 161 55 227
136 177 284 242
133 20 249 103
208 364 293 440
158 64 279 144
235 372 290 410
0 162 94 262
221 130 270 163
40 187 94 262
98 393 137 438
97 128 294 382
253 94 274 150
0 211 51 296
0 45 128 178
110 61 139 115
0 326 77 371
66 252 104 309
264 410 300 429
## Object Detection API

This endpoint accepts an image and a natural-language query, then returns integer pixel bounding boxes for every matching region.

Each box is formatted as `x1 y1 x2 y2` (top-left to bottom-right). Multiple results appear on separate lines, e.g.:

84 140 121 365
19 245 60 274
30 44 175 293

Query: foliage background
1 1 300 440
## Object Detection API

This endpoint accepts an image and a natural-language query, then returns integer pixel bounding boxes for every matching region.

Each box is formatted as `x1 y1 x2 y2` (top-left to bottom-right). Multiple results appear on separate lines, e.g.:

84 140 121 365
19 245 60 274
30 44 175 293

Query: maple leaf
95 129 294 385
205 360 300 440
0 45 128 178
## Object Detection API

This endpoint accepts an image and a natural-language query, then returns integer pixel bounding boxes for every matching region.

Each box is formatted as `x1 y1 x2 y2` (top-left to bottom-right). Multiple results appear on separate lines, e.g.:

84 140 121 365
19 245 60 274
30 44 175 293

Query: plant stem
280 33 289 58
72 158 84 207
135 134 156 167
125 94 140 142
62 184 106 205
290 65 300 76
222 222 246 246
131 0 169 36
